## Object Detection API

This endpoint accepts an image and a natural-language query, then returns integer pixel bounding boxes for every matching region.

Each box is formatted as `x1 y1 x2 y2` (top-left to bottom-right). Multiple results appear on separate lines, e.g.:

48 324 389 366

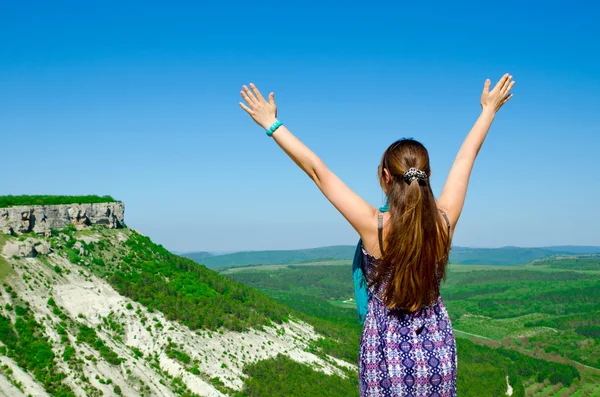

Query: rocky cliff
0 202 124 237
0 223 353 396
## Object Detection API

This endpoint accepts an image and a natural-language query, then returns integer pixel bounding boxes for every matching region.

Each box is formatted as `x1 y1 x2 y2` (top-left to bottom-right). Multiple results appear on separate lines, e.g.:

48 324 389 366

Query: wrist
480 107 496 117
261 118 279 130
265 119 283 137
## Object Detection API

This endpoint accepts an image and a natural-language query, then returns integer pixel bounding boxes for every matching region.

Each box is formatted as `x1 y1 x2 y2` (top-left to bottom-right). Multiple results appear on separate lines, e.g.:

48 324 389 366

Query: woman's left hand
239 83 278 129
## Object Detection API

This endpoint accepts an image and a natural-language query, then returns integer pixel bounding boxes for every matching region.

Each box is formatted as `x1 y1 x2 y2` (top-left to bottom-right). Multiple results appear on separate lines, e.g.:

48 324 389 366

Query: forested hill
183 244 600 268
0 225 355 396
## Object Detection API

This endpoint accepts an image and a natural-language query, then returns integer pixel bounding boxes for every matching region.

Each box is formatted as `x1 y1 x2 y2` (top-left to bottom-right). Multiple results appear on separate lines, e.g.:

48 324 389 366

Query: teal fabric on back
352 238 369 324
352 202 388 324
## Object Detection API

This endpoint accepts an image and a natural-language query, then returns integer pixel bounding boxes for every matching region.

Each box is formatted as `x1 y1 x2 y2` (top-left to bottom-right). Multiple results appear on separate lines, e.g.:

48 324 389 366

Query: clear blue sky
1 1 599 252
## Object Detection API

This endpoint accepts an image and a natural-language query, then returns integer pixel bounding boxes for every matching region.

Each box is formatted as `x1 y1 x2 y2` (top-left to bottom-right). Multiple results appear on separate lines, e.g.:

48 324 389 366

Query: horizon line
177 244 600 256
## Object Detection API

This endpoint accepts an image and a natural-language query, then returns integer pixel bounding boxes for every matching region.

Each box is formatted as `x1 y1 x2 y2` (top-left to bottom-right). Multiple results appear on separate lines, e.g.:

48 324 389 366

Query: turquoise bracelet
266 120 283 137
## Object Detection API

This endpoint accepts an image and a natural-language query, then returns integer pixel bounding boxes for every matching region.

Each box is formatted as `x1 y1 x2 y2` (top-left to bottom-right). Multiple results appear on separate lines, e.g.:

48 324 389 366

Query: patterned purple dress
359 249 457 397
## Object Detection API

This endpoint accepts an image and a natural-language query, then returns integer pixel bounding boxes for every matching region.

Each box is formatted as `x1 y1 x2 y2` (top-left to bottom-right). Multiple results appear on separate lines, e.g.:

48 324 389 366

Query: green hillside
3 220 599 396
224 259 600 396
544 246 600 254
0 195 119 207
102 231 290 331
529 255 600 270
0 226 358 396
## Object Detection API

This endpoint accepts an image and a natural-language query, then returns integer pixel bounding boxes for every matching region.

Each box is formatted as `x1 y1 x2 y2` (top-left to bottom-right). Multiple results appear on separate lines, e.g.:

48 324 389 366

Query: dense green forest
233 338 580 397
530 255 600 270
73 229 291 332
235 354 358 397
225 259 599 396
442 267 600 368
0 195 118 207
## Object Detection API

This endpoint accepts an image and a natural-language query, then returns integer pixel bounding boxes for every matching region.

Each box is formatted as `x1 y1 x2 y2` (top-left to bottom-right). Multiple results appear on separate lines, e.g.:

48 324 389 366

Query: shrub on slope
0 195 118 207
87 231 289 332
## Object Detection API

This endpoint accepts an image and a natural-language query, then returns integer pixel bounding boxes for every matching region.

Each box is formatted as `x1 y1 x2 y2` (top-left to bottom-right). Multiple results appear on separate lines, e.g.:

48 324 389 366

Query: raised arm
437 74 515 229
239 83 377 236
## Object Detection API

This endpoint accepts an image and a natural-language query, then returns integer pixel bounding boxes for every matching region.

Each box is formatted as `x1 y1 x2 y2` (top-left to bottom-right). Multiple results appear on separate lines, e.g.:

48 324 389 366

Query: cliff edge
0 202 124 237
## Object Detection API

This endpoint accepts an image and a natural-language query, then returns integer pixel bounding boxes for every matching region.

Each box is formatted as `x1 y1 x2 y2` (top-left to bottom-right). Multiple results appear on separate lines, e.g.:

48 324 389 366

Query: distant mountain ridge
183 245 600 268
183 245 357 268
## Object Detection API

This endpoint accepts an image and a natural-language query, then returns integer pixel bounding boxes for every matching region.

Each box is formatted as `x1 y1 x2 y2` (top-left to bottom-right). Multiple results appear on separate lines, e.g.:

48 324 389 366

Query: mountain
543 246 600 254
182 245 356 268
449 246 600 265
0 203 355 397
448 246 560 265
184 244 600 268
178 251 214 261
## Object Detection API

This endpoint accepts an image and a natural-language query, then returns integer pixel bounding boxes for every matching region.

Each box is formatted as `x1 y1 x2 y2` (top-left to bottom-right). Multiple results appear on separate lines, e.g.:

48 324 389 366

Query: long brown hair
369 139 451 311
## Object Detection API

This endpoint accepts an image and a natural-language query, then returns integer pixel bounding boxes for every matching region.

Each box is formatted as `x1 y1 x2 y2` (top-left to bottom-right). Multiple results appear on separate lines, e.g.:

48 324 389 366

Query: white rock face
2 238 51 258
0 202 124 237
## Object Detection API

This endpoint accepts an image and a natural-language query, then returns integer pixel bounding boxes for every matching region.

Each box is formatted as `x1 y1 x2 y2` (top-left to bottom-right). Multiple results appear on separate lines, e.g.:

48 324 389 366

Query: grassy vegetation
229 349 591 397
234 354 358 397
530 255 600 271
4 222 597 397
76 324 123 365
69 229 291 332
0 300 75 396
442 266 600 368
0 195 118 208
224 257 598 395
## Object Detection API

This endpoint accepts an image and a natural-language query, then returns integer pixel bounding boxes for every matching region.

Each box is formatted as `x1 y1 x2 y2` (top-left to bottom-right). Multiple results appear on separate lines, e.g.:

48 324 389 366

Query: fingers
268 92 276 106
482 79 491 95
503 80 515 96
242 85 258 107
501 93 513 105
500 75 513 93
249 83 265 103
493 73 510 92
240 90 253 108
239 102 252 114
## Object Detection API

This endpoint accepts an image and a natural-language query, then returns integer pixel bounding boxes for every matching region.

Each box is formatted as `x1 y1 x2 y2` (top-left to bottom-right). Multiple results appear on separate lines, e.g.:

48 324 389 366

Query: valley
1 197 599 396
222 256 600 396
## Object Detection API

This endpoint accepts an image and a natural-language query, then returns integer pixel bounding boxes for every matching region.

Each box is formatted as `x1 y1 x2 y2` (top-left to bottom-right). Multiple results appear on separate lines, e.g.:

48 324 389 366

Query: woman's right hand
239 83 278 130
481 74 515 112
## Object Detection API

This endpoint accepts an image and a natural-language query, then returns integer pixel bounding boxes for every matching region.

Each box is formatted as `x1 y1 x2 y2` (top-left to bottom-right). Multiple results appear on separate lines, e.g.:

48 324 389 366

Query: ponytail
369 140 450 311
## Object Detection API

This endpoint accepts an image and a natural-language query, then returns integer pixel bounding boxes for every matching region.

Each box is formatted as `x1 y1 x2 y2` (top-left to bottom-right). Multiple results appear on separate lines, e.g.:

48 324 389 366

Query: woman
239 74 515 396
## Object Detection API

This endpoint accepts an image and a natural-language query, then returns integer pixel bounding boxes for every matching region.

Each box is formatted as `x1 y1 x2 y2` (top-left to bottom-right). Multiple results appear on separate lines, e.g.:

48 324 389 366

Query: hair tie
403 167 428 184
